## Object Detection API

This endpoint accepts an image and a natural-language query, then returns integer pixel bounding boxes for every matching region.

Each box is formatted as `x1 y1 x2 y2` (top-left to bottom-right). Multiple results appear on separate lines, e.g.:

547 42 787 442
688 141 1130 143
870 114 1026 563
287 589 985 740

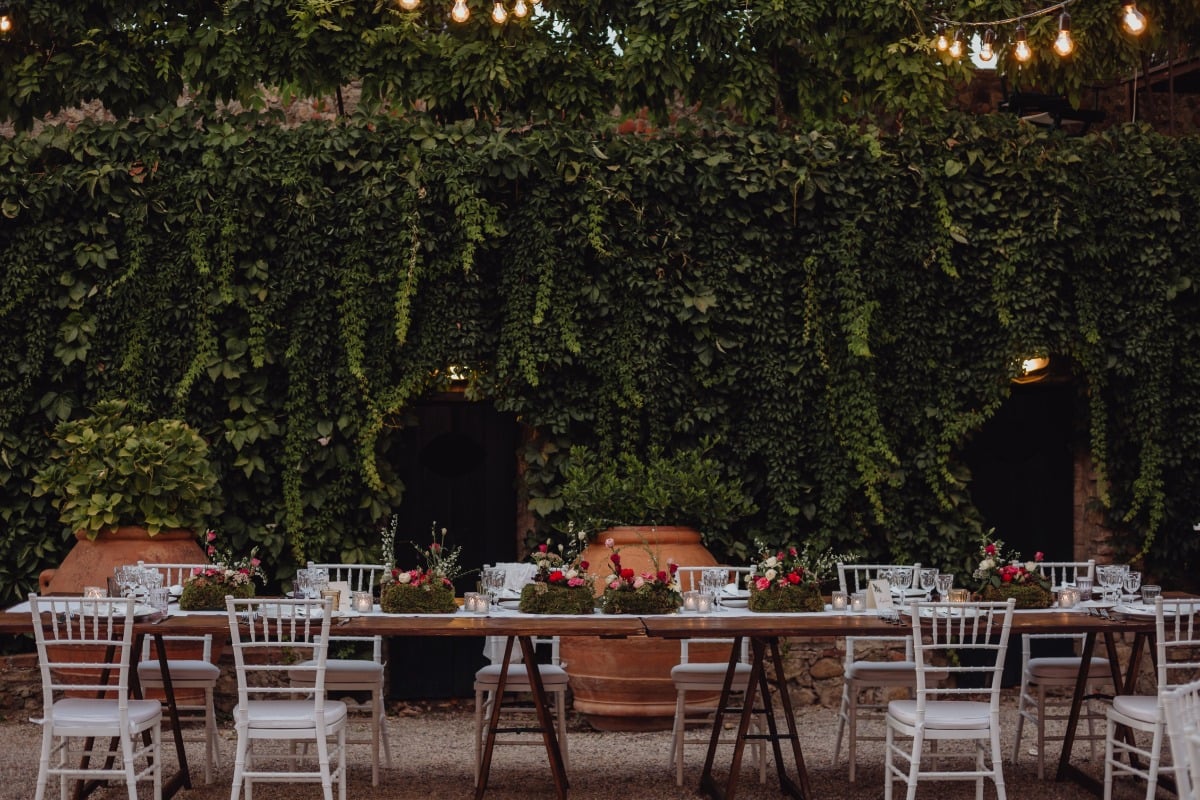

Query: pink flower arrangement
974 535 1050 591
188 529 263 587
602 536 679 591
382 522 464 590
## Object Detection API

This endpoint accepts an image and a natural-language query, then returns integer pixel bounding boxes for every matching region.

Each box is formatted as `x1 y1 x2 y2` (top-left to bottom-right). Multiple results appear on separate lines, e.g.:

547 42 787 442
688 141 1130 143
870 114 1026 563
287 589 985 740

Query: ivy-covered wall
1 109 1198 607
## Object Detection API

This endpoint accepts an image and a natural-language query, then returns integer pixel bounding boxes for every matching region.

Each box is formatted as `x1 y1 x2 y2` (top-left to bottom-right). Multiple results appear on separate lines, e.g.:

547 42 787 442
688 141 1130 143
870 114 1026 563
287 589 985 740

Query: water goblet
113 564 139 598
309 566 329 599
1122 570 1142 600
891 566 914 594
482 566 506 609
934 573 954 600
294 568 313 599
1075 576 1093 601
918 568 938 599
702 567 728 609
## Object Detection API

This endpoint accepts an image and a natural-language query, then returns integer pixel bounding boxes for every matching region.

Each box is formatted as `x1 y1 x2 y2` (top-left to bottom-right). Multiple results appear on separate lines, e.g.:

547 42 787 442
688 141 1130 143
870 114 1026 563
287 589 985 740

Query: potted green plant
32 399 221 592
557 442 756 730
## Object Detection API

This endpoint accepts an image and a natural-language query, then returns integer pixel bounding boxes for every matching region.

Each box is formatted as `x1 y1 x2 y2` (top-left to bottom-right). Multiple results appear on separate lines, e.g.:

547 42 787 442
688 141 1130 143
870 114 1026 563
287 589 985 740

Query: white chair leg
473 689 487 784
1035 686 1048 781
1012 688 1027 765
671 690 686 786
1145 723 1164 800
906 730 923 800
833 681 849 766
846 686 859 782
378 690 393 767
991 722 1007 800
1103 715 1116 800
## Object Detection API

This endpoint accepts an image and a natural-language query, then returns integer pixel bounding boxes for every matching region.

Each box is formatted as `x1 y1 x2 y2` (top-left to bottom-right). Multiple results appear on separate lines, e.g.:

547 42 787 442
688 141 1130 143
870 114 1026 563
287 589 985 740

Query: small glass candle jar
1058 587 1080 609
682 591 700 612
82 585 106 599
850 591 867 612
463 592 488 614
320 588 342 610
696 594 714 614
352 590 374 613
831 590 848 612
948 588 971 603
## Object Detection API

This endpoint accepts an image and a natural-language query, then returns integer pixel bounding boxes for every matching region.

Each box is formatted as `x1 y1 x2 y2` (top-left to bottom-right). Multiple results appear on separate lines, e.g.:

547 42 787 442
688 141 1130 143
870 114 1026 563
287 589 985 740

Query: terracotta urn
38 526 207 594
560 525 727 731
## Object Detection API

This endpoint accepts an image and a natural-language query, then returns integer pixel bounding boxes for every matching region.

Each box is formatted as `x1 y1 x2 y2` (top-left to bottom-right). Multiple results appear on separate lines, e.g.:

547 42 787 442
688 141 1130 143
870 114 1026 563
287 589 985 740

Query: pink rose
609 580 621 590
985 544 996 555
568 577 585 588
538 543 548 552
605 538 614 549
580 560 589 570
206 530 217 542
1035 551 1044 562
755 577 771 591
633 576 645 589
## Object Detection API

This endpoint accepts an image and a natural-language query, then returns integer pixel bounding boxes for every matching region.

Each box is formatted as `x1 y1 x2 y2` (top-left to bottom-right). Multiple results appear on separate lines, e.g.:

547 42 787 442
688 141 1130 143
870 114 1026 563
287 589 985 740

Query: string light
490 0 508 24
0 5 12 35
451 0 469 22
979 28 996 62
948 29 965 59
398 0 421 10
1122 1 1147 35
1013 23 1032 62
930 0 1151 63
513 0 528 18
1054 11 1074 56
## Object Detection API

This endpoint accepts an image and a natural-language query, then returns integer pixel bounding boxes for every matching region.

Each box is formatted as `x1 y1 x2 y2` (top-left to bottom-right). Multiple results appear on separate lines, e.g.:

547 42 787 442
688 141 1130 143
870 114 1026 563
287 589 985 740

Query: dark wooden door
386 396 518 699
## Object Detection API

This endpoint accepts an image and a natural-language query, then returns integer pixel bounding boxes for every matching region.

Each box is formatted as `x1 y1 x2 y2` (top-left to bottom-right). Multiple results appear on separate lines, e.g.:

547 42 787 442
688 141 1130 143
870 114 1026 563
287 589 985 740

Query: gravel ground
0 694 1166 799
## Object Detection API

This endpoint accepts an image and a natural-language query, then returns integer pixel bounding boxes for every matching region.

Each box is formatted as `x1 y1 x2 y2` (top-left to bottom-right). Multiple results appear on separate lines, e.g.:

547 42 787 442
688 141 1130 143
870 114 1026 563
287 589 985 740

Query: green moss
600 585 681 615
748 583 824 613
518 583 595 615
379 582 457 614
980 583 1053 609
178 580 254 611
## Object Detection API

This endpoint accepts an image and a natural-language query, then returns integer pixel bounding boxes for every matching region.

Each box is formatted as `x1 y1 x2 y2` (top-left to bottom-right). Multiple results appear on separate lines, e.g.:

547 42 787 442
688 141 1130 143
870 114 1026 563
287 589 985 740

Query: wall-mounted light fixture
1013 355 1051 384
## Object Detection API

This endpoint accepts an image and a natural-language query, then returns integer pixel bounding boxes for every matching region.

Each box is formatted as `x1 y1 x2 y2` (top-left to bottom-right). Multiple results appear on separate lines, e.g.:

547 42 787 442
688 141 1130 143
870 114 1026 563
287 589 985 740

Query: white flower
565 569 578 580
397 572 412 584
1025 561 1037 572
765 556 778 568
765 568 777 581
979 557 995 571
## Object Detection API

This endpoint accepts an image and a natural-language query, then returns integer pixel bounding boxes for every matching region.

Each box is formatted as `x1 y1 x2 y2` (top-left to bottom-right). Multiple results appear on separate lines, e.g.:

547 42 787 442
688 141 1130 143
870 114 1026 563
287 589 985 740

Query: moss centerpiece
746 541 840 613
972 534 1054 609
178 530 263 611
379 523 463 614
518 528 595 614
597 536 681 614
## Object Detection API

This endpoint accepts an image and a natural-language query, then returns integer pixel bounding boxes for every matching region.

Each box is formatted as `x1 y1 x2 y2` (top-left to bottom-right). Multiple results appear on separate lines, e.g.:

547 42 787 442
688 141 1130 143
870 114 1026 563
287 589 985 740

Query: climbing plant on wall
2 109 1200 609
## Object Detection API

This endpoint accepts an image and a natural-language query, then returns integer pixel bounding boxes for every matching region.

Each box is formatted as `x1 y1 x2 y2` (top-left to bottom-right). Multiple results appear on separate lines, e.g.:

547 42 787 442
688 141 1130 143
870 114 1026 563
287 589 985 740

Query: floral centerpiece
379 523 462 614
598 537 681 614
519 526 596 615
972 535 1053 608
746 542 834 613
178 529 263 610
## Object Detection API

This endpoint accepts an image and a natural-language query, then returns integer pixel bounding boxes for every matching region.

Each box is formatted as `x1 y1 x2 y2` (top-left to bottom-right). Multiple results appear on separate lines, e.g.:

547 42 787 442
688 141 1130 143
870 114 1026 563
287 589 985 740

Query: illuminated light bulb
1013 24 1032 62
451 0 469 22
398 0 420 9
531 0 540 5
979 28 996 62
1054 11 1074 57
948 30 964 59
1122 2 1146 35
491 0 507 24
513 0 528 17
935 27 948 51
0 7 11 34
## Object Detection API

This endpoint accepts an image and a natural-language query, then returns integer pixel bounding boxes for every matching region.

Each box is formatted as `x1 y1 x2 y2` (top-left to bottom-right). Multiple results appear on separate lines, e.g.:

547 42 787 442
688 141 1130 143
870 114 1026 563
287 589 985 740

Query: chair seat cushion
1112 695 1159 724
887 699 992 730
239 699 348 729
138 659 220 684
474 663 569 689
289 658 384 686
671 662 752 685
51 698 162 730
1026 656 1110 681
846 660 948 682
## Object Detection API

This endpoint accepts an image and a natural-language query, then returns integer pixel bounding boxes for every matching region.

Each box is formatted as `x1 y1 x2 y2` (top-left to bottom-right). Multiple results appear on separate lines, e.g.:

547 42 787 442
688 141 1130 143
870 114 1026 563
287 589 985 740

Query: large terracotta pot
38 526 207 594
561 525 725 731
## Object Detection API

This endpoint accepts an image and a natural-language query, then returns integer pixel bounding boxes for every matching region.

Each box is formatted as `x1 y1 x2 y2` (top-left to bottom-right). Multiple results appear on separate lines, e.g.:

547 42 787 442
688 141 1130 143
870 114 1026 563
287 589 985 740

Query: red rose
657 571 668 583
611 553 621 565
620 568 635 581
787 572 801 585
669 563 679 574
985 544 997 555
538 543 549 553
580 561 589 570
549 570 564 583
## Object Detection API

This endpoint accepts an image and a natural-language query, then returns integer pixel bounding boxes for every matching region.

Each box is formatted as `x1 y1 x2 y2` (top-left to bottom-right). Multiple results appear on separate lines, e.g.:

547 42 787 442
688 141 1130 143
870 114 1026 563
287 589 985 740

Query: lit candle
352 591 373 613
82 586 106 599
696 595 713 614
464 592 488 614
683 591 700 612
831 591 848 612
851 592 866 612
1059 588 1079 609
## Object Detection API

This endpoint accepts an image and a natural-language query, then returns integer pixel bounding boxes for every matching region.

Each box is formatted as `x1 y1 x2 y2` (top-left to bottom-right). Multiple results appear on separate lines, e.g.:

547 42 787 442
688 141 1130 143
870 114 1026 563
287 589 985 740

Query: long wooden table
640 609 1158 800
1 604 1157 800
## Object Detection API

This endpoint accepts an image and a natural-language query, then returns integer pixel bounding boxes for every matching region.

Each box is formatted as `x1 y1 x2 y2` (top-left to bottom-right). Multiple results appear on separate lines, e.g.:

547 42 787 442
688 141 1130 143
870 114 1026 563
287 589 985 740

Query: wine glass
1123 570 1142 600
934 573 954 599
919 568 938 598
702 567 728 609
482 566 505 609
891 567 914 595
1097 565 1122 603
113 564 139 598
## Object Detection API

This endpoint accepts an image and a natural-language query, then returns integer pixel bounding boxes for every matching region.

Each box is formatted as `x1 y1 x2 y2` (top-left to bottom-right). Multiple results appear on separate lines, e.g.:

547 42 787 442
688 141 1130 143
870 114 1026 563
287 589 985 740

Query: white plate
1114 603 1174 619
892 588 926 598
65 601 156 620
497 598 521 609
722 598 749 608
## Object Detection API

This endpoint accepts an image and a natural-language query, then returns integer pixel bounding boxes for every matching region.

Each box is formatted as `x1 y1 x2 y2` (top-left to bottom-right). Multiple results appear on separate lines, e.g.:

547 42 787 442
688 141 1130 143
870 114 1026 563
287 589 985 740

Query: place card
867 578 894 611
